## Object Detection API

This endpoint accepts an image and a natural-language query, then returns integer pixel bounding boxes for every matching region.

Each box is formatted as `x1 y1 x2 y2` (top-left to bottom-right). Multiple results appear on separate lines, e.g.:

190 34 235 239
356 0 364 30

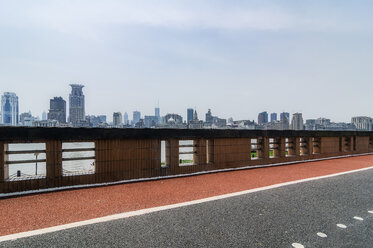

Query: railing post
1 143 9 181
168 139 179 174
307 138 313 155
262 137 269 160
194 139 206 165
295 137 300 157
0 142 7 193
314 138 321 154
46 140 62 188
207 139 215 164
279 138 286 158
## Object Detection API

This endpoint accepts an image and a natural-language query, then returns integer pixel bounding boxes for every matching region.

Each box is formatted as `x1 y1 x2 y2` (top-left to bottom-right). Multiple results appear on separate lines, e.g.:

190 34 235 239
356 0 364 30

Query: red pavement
1 155 373 237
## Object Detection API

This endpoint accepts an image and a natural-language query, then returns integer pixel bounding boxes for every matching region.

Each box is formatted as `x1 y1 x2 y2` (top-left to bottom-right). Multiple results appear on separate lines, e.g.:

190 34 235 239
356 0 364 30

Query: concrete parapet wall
1 127 373 193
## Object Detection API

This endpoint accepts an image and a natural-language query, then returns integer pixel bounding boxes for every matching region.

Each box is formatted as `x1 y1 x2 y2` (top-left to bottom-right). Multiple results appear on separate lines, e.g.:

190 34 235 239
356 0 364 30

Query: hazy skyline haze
1 0 372 122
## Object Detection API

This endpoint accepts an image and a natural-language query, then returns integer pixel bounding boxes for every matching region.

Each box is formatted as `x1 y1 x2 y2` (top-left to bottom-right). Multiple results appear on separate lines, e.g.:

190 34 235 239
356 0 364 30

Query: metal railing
1 127 373 194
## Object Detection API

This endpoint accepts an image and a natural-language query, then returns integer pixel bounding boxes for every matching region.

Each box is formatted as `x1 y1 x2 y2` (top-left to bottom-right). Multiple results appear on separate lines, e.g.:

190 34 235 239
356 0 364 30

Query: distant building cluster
0 85 372 131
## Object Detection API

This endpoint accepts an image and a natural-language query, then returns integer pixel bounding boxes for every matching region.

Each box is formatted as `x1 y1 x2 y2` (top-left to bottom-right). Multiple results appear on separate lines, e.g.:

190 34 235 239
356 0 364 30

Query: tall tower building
69 84 85 124
1 92 19 126
280 112 290 122
113 112 123 126
187 108 194 123
205 109 213 123
123 112 129 125
155 106 160 124
48 97 66 123
291 113 304 130
258 111 268 125
270 113 277 122
42 111 47 121
133 111 141 126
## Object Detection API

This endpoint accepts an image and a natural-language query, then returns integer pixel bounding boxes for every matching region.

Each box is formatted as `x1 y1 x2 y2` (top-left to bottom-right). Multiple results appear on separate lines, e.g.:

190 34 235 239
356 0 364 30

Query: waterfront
7 143 95 177
7 141 194 178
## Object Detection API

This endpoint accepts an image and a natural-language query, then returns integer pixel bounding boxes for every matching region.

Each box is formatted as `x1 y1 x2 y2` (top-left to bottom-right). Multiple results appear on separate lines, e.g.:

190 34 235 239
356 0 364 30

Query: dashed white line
292 243 305 248
354 216 364 221
368 210 373 214
317 232 327 238
337 224 347 229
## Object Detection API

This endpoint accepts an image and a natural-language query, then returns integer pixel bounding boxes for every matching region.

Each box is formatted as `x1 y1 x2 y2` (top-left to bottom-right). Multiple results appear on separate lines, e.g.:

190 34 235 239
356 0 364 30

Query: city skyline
1 87 373 125
1 1 373 122
1 89 373 132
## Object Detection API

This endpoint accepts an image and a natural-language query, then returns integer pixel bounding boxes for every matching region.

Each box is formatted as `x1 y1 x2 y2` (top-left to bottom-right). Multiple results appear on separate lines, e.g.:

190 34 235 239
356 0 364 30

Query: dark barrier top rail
0 127 372 142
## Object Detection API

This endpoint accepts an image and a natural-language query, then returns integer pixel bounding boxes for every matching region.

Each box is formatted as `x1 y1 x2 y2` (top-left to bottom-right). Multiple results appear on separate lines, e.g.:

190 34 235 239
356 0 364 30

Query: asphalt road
2 168 373 248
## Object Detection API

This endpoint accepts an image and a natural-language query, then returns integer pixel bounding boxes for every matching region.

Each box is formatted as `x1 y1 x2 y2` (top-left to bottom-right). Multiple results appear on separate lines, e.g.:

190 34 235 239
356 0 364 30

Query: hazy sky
0 0 372 122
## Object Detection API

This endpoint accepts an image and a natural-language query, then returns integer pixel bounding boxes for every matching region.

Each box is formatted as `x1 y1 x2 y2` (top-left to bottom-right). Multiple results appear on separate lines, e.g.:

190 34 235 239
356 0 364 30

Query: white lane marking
292 243 305 248
1 165 373 243
337 224 347 229
368 211 373 214
354 216 364 221
317 232 327 238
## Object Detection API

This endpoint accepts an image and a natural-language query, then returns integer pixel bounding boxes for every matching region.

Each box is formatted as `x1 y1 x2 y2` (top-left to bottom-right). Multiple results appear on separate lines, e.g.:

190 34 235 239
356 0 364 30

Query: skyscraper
42 111 47 121
205 109 213 123
69 84 85 124
155 107 160 118
280 112 290 122
1 92 19 126
258 111 268 125
132 111 141 126
113 112 123 126
48 97 66 123
155 106 160 124
187 108 194 123
270 113 277 122
291 113 304 130
123 112 129 125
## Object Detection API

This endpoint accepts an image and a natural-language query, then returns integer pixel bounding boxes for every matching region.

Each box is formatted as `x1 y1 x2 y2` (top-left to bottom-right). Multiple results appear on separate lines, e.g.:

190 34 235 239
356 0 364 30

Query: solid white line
1 165 373 243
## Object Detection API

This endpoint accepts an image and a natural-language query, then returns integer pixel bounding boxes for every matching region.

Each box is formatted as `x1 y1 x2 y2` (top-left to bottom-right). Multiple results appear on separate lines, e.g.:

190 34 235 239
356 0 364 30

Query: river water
7 141 194 178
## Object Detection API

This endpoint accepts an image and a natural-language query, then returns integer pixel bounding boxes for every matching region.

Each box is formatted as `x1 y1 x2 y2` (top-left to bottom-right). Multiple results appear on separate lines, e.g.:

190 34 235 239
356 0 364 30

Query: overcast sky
0 0 372 122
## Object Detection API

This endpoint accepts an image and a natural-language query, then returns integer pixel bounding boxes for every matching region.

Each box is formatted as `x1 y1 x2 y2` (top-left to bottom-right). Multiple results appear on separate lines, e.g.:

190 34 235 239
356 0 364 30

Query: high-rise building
144 115 158 128
132 111 141 126
1 92 19 126
42 111 47 121
155 106 160 124
351 116 373 131
123 112 129 125
98 115 106 123
291 113 304 130
258 111 268 125
187 108 194 123
205 109 213 123
280 112 290 122
155 107 160 118
69 84 85 124
270 113 277 122
113 112 123 126
48 97 66 124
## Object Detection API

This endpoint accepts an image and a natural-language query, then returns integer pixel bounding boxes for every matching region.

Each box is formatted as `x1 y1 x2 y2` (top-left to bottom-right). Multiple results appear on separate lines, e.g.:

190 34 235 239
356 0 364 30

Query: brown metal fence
1 127 373 194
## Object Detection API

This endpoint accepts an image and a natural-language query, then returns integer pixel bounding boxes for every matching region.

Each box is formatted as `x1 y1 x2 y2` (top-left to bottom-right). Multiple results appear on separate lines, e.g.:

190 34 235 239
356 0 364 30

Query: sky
0 0 372 123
